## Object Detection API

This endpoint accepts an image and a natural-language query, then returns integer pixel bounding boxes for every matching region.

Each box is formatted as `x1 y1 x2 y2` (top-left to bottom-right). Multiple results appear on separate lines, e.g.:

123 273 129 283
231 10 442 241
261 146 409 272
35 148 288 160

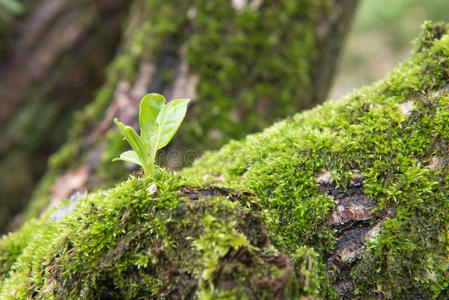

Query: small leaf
113 94 190 176
154 99 190 150
139 93 165 147
112 150 142 166
114 118 146 162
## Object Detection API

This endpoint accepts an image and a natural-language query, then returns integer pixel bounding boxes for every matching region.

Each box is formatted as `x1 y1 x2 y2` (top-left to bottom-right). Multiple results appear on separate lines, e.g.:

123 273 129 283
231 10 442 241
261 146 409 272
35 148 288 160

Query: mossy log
1 23 448 299
0 0 132 233
16 0 359 231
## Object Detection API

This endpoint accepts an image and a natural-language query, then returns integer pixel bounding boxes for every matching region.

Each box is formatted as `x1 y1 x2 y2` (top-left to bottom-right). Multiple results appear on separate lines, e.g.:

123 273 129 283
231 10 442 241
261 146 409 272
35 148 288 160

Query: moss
0 98 74 231
0 218 44 281
3 21 449 299
31 0 341 212
183 22 449 297
180 0 330 151
0 171 301 298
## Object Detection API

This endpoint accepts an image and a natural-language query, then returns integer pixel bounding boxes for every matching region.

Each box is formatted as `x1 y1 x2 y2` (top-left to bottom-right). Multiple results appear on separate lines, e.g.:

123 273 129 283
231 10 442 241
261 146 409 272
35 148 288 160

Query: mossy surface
184 22 449 297
182 0 330 150
27 0 343 218
0 171 304 298
2 23 449 298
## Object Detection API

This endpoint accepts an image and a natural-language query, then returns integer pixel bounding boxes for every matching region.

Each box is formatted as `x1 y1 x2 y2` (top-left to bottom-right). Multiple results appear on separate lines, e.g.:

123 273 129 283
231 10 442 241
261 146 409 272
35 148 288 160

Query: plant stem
143 162 154 176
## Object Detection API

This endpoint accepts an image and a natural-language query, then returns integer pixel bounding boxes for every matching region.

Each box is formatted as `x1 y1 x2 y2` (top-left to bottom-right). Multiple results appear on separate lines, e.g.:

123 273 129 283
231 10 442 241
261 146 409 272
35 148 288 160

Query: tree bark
0 0 132 232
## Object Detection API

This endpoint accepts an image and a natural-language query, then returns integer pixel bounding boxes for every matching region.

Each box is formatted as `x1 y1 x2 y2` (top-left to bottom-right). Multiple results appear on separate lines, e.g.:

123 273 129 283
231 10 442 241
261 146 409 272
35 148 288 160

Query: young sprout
113 93 190 176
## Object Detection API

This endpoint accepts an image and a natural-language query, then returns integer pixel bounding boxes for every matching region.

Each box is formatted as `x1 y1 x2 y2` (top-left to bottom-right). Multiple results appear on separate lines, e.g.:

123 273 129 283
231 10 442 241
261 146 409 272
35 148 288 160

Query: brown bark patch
49 165 89 209
317 173 391 298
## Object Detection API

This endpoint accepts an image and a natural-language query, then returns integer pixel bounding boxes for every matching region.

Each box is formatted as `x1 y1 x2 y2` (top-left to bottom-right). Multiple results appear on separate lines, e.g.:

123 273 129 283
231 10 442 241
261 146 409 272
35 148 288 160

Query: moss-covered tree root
18 0 359 229
1 22 449 298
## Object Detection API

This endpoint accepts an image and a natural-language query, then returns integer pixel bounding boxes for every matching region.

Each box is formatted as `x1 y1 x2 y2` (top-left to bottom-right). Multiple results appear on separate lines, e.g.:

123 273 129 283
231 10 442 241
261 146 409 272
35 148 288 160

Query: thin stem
143 161 154 176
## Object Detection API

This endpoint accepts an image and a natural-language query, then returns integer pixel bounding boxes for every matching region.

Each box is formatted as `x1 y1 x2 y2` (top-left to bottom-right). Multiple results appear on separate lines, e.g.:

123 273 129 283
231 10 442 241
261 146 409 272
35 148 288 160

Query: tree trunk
8 0 359 232
0 0 131 232
0 22 448 299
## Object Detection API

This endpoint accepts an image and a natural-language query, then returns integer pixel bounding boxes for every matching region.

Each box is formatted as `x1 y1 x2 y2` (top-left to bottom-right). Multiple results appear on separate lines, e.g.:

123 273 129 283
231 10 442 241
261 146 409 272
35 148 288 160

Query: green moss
0 170 301 298
0 98 74 230
4 20 449 300
0 218 44 281
183 22 449 297
180 0 331 151
33 0 338 208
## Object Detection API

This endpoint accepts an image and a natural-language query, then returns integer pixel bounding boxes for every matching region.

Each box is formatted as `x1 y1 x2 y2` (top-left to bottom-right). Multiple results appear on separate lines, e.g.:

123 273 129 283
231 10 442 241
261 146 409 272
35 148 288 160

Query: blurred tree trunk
1 0 359 233
0 0 131 232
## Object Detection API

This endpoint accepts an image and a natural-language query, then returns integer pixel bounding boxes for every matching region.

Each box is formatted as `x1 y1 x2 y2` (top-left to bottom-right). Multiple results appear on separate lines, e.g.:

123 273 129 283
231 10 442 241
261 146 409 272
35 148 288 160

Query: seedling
113 93 190 176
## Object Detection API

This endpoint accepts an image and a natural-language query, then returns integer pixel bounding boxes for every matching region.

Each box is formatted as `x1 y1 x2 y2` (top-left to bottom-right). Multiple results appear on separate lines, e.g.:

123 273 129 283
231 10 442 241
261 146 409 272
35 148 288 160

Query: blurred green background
0 0 22 21
2 0 449 101
331 0 449 99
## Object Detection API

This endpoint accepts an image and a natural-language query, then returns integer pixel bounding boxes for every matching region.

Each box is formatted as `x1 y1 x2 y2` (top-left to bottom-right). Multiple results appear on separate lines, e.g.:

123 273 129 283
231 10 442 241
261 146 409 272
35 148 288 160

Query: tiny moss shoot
113 93 190 176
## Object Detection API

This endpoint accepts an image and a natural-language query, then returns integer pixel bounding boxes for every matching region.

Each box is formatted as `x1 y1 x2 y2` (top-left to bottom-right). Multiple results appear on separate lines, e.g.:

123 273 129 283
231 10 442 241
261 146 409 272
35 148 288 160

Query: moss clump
0 171 306 298
181 0 330 151
2 22 449 298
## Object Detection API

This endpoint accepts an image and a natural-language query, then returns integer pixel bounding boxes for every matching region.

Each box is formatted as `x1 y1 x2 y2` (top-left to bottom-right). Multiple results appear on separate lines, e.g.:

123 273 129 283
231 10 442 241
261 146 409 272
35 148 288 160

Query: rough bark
0 22 448 299
0 0 132 232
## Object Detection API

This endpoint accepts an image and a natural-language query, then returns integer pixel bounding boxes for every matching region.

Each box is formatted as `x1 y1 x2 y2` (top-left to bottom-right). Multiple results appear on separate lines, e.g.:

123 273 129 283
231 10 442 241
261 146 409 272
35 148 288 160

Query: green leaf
139 93 165 147
154 99 190 150
113 94 190 176
112 150 142 166
114 118 146 163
